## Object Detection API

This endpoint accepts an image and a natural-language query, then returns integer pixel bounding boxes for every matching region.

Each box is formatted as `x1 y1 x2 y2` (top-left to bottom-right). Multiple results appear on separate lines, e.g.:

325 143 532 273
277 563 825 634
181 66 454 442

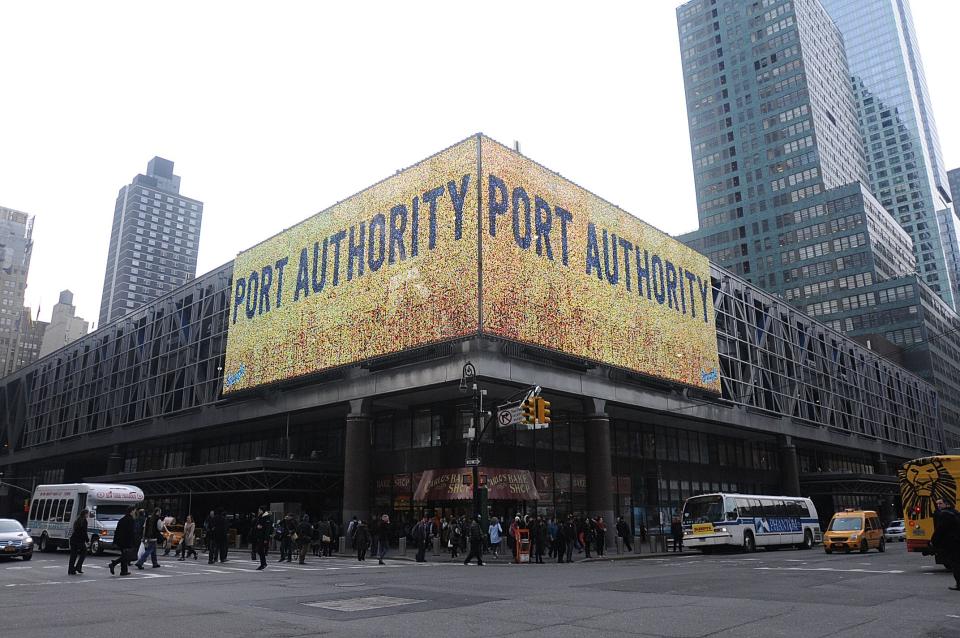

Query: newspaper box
515 528 531 563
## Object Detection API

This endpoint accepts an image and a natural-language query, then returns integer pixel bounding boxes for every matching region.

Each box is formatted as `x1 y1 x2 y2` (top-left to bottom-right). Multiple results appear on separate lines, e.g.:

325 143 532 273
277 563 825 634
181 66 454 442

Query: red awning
413 467 541 501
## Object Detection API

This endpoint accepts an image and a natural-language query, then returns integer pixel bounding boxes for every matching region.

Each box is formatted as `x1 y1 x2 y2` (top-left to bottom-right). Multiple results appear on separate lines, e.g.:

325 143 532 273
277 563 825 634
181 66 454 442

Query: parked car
884 519 906 542
0 518 34 560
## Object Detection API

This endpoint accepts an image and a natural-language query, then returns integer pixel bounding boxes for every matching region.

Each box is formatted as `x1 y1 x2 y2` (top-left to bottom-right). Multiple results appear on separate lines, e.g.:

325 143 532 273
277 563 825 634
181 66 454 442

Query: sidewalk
385 545 692 563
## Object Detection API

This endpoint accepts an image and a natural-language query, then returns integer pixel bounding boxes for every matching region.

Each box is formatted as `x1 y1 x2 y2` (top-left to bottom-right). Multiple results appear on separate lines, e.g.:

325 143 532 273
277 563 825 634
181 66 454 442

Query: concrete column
342 398 372 525
106 445 124 476
874 454 891 476
583 398 615 548
779 435 801 497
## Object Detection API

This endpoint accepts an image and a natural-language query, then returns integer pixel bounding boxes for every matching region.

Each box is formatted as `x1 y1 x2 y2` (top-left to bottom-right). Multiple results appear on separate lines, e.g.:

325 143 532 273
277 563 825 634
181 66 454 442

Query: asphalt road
1 543 959 638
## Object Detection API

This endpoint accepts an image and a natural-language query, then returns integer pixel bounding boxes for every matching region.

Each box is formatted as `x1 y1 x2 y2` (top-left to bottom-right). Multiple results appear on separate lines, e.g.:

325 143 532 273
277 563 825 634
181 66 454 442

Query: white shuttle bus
27 483 144 554
681 492 822 552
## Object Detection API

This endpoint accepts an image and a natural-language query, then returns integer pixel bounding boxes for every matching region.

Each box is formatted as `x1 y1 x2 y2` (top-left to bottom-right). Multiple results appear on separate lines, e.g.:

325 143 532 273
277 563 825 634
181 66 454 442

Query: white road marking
755 566 903 574
302 595 424 612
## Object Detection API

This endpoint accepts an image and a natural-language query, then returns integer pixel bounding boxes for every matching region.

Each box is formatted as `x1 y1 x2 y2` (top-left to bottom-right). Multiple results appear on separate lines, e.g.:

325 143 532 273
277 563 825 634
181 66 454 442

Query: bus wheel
743 532 756 553
878 538 885 553
859 539 868 554
90 538 102 556
798 530 813 550
38 534 51 553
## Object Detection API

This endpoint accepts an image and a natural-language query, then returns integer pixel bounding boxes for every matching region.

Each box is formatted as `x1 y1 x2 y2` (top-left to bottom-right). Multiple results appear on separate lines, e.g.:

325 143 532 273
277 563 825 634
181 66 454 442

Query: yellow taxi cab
823 509 886 554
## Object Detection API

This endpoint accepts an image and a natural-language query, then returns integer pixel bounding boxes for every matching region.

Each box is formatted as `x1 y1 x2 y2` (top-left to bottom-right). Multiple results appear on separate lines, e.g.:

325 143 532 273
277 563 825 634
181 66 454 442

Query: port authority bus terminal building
0 136 943 538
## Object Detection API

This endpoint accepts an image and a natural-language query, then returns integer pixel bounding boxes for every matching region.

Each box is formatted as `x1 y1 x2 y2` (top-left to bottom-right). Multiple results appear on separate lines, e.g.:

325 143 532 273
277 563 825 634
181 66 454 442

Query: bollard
235 535 241 550
339 536 346 555
432 538 440 556
398 537 406 556
615 537 622 554
634 537 642 554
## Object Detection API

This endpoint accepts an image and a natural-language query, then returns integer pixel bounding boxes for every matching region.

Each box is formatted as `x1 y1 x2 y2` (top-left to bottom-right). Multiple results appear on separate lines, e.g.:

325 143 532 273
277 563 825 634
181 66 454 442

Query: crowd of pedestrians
62 505 656 577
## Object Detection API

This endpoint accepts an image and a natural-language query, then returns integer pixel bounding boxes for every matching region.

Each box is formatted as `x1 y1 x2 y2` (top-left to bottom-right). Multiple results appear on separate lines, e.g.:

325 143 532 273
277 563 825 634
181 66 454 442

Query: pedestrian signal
521 397 536 424
536 397 551 425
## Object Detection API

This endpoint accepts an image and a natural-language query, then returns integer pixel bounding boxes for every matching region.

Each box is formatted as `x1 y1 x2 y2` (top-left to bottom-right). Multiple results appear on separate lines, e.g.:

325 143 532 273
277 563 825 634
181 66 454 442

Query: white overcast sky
1 1 959 326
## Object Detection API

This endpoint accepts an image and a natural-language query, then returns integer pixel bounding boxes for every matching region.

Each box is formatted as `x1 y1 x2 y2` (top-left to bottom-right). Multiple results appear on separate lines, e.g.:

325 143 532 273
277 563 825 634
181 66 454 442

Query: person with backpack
252 505 273 570
136 508 163 570
277 514 295 563
616 516 633 552
463 515 484 566
67 508 89 575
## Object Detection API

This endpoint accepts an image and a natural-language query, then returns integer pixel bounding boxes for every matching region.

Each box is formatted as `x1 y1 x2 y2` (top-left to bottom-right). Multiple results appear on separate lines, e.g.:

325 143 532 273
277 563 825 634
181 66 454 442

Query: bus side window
760 499 776 517
798 501 811 518
56 500 67 522
736 498 750 517
785 500 801 517
42 499 54 522
749 499 763 518
63 499 74 523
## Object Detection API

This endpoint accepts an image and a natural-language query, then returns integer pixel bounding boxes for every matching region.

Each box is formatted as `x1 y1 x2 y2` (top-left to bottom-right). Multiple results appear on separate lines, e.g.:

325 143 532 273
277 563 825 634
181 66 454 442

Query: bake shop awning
414 467 541 501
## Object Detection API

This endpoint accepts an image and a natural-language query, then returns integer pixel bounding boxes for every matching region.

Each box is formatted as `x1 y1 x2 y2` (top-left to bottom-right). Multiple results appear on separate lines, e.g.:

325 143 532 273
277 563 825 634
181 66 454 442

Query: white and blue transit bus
681 493 822 552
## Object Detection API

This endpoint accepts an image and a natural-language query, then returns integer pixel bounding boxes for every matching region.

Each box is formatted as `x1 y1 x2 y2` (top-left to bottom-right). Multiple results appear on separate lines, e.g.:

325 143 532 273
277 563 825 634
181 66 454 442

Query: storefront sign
414 467 541 501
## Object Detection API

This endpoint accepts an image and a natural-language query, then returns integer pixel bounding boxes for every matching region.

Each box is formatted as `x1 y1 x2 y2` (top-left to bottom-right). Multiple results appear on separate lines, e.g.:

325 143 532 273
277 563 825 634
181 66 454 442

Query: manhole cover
302 596 424 612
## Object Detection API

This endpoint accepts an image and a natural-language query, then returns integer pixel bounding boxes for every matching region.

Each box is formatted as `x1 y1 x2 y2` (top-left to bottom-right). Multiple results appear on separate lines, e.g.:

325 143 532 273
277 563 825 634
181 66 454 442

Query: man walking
376 514 390 565
463 515 484 566
136 508 163 570
616 516 633 552
297 515 313 565
414 516 431 562
563 515 576 564
108 506 136 576
253 506 272 570
671 515 684 553
932 498 960 591
214 509 229 563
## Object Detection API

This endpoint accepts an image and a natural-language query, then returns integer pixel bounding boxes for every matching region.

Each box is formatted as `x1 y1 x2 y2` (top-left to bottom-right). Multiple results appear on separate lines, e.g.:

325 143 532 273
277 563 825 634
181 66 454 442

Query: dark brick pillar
779 435 801 496
583 398 615 547
342 399 372 524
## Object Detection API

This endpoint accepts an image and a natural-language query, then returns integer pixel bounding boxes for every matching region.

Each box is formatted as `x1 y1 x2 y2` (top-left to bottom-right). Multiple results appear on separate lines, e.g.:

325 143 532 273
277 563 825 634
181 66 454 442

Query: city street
2 545 959 638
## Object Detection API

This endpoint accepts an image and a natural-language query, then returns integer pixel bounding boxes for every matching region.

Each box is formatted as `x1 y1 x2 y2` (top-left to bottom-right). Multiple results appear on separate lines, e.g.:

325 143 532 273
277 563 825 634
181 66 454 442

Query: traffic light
521 397 536 424
536 397 551 425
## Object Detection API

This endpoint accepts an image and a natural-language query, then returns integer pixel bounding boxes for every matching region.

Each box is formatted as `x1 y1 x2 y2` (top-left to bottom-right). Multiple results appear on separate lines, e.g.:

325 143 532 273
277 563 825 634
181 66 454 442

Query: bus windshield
683 496 725 524
94 505 129 521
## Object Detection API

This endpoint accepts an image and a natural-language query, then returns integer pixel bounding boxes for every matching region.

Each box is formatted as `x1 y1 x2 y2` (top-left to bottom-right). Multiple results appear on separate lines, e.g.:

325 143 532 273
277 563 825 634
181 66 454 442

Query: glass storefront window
395 413 411 450
412 409 432 448
570 419 585 453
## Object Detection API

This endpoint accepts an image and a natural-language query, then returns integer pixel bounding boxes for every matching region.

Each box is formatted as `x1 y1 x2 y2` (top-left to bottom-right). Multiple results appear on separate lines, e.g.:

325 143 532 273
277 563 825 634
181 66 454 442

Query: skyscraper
39 290 88 358
820 0 960 309
676 0 960 448
0 206 45 376
99 157 203 326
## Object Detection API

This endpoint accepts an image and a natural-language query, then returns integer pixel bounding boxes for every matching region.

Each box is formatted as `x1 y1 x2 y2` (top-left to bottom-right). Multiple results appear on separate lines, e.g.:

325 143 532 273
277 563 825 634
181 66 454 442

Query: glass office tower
820 0 960 309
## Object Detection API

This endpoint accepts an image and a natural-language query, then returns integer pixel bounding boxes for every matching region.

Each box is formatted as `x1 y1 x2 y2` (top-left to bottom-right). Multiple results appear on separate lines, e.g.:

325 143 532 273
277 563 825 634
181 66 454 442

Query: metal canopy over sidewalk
86 458 342 496
800 471 898 497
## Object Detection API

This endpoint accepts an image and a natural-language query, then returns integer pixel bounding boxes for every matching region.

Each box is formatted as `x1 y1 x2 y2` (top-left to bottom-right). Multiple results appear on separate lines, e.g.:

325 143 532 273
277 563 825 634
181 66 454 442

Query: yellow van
823 509 886 554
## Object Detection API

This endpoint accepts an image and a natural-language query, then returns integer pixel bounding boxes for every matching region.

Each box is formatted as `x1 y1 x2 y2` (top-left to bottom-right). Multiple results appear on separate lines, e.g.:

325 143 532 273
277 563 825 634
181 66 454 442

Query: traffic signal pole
460 361 544 525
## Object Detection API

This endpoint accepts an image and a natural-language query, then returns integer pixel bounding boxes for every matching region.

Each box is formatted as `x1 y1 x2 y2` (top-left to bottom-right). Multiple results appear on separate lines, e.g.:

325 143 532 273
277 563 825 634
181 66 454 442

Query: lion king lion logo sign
898 457 957 519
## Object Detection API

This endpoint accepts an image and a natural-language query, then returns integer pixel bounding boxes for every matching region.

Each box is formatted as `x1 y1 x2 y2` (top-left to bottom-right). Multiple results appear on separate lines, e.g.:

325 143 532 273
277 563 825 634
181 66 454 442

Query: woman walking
68 509 89 575
354 520 371 561
179 515 198 560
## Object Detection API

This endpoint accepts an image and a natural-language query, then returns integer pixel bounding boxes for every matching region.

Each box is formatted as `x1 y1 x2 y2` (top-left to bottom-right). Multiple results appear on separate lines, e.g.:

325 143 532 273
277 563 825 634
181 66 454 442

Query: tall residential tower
99 158 203 326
